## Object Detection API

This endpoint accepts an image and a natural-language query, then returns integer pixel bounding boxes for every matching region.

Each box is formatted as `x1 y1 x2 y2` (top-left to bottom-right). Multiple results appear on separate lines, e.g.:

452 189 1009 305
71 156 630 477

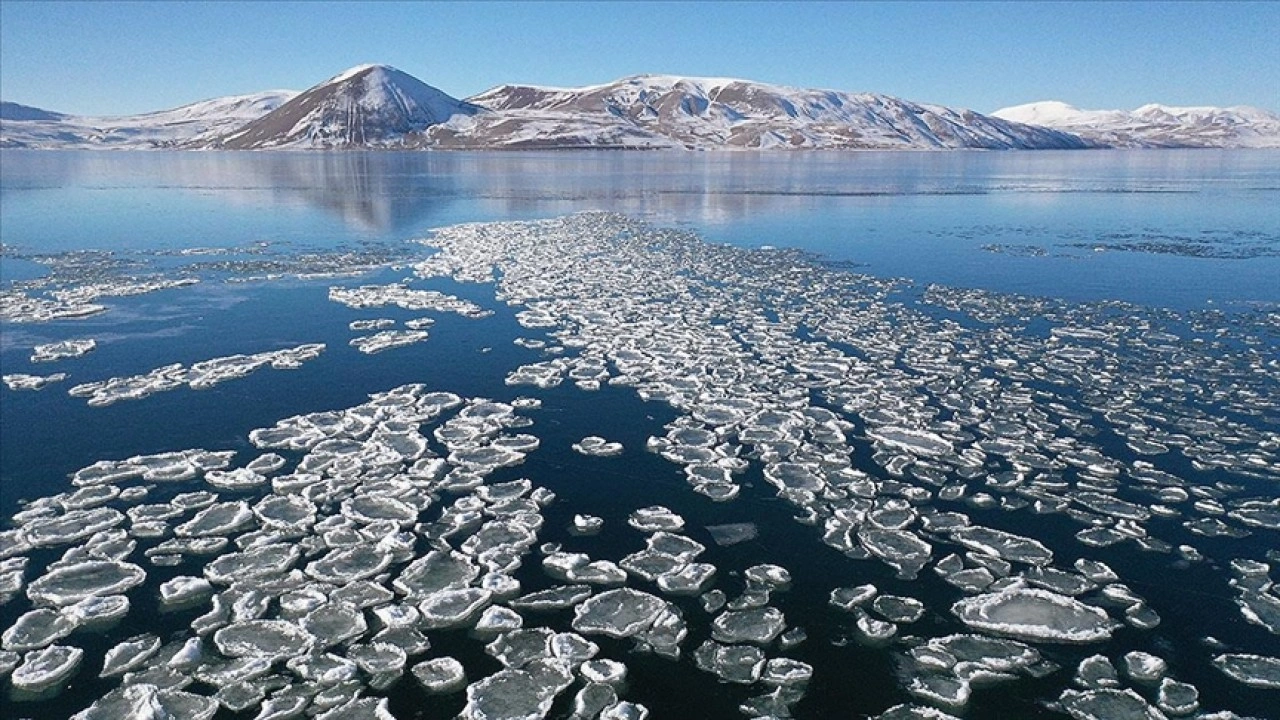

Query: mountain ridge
3 65 1277 150
993 101 1280 148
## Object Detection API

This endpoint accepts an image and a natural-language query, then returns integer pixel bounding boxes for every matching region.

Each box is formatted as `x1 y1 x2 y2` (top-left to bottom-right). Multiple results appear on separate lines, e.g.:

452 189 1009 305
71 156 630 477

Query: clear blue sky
2 1 1277 116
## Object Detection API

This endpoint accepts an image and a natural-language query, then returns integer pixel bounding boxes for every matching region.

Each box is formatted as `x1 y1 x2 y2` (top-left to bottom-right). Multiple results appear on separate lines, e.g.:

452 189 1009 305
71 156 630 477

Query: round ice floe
1213 653 1280 689
413 656 466 694
580 658 627 686
461 669 556 720
572 436 624 457
63 594 129 626
711 607 786 645
859 528 933 578
948 526 1053 566
71 683 219 720
175 501 254 537
204 468 267 491
303 602 369 647
952 588 1117 644
342 495 419 526
213 620 314 660
830 584 878 612
204 543 300 584
511 585 593 612
873 595 926 624
449 446 526 470
348 641 407 674
11 644 83 692
419 588 493 629
1122 651 1166 684
23 508 125 548
395 550 480 597
253 494 316 530
475 605 524 634
572 588 666 638
487 628 553 668
2 609 77 652
1156 677 1199 715
1058 688 1165 720
627 506 685 533
27 560 145 607
100 634 160 677
744 564 791 589
571 514 604 535
159 576 212 607
306 544 393 584
657 563 717 595
693 640 765 684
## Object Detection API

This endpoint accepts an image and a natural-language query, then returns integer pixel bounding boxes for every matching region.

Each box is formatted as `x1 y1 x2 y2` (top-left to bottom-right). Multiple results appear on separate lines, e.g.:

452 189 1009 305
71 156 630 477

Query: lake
1 149 1278 719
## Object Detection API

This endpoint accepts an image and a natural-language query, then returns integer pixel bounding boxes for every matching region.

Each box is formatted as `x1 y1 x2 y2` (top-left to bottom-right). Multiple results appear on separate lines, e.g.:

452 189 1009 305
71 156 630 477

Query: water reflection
6 149 1272 233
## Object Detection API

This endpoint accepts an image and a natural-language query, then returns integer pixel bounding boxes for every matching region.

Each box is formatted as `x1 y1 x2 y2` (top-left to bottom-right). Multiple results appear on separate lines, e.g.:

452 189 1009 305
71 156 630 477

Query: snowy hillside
450 75 1089 150
993 101 1280 148
0 92 296 148
7 65 1278 151
216 65 480 149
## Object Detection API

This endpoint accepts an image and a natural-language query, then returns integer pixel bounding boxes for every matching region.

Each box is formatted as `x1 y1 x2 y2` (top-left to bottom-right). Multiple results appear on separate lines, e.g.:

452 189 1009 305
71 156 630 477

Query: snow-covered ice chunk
859 528 933 578
303 602 369 647
572 588 666 638
350 329 430 354
711 607 785 645
2 609 77 652
952 588 1117 644
948 526 1053 566
159 576 213 606
213 619 315 660
175 501 254 537
27 559 145 606
1213 653 1280 689
1122 651 1167 684
461 669 555 720
100 634 160 677
31 339 96 363
419 588 492 629
573 436 625 457
627 506 685 533
3 372 67 391
307 544 393 584
70 684 218 720
693 640 765 684
511 585 593 612
413 656 467 694
1057 688 1165 720
11 644 83 692
23 507 124 547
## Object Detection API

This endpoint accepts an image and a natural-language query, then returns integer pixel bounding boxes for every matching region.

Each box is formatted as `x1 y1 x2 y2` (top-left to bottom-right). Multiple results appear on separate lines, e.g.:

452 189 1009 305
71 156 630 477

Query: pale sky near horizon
1 1 1277 116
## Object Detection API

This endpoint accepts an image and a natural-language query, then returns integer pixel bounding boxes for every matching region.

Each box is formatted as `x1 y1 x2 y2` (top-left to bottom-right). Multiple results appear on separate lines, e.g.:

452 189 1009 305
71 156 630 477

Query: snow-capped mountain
449 75 1088 150
1 101 66 122
6 65 1277 151
0 91 296 149
216 65 480 149
993 101 1280 148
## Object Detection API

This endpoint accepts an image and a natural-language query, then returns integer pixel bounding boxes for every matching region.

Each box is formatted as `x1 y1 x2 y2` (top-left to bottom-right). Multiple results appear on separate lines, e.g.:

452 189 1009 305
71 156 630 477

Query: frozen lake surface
1 150 1278 719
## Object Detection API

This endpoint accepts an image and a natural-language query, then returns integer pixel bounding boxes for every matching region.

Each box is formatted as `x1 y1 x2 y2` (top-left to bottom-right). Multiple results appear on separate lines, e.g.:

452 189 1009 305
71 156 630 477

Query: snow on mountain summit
217 64 480 149
994 100 1280 148
459 74 1088 150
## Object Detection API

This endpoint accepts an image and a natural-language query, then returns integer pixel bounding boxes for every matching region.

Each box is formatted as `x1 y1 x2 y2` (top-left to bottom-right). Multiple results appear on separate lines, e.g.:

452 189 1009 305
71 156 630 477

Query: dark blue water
2 150 1278 720
3 150 1277 308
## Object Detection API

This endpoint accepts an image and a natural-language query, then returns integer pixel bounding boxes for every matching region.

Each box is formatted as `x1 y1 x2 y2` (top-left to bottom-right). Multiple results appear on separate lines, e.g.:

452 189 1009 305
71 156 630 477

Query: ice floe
67 343 324 405
952 588 1118 643
2 372 67 391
